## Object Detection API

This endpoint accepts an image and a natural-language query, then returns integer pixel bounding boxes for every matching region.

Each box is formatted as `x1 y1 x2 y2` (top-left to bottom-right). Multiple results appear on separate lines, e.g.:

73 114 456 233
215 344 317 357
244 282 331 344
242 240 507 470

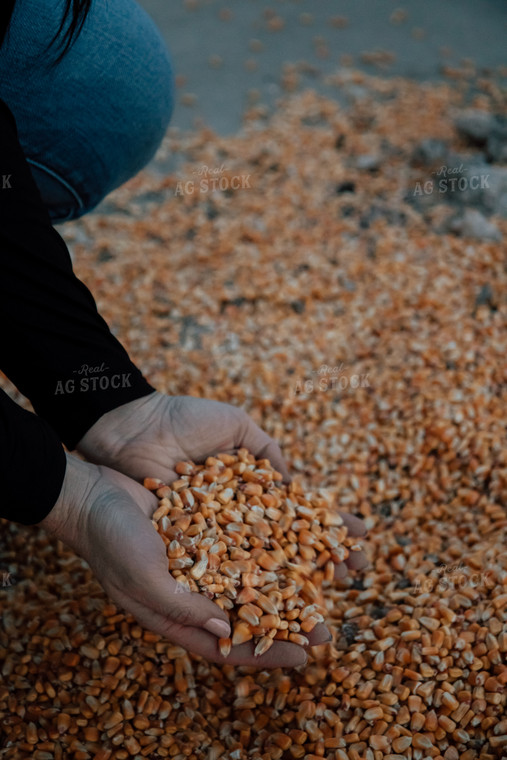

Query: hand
75 392 369 656
76 392 291 484
40 454 314 667
77 392 369 580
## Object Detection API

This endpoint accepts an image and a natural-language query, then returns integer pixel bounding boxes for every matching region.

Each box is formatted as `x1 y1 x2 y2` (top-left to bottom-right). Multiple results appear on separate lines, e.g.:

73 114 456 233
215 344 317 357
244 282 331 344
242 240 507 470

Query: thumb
126 521 231 638
235 413 292 483
98 493 232 641
118 548 232 644
106 564 233 658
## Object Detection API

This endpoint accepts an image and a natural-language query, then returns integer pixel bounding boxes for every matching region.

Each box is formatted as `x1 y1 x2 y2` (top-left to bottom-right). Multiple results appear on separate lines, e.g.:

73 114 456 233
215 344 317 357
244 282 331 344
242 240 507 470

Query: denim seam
26 158 85 221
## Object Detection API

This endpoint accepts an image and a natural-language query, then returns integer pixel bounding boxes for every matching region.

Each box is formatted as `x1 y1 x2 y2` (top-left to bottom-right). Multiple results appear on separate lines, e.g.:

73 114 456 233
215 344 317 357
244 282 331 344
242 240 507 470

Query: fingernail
295 651 308 667
204 618 231 638
314 635 333 646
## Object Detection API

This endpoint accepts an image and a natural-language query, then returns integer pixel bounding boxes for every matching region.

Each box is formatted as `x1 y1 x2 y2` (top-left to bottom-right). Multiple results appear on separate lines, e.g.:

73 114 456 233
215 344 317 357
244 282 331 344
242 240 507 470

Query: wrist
75 390 161 466
39 454 99 550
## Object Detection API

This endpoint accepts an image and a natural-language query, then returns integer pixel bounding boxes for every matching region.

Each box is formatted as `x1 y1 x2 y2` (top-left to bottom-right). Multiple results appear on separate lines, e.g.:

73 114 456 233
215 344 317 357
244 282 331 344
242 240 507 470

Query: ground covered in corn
1 70 506 759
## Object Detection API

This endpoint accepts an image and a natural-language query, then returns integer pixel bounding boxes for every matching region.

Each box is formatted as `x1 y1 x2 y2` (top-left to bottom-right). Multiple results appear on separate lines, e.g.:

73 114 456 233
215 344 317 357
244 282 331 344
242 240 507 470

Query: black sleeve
0 387 67 525
0 97 156 453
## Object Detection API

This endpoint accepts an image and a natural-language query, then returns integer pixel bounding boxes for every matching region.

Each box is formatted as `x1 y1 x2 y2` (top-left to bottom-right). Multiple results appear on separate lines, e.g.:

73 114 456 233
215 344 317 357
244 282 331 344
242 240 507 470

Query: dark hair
0 0 93 63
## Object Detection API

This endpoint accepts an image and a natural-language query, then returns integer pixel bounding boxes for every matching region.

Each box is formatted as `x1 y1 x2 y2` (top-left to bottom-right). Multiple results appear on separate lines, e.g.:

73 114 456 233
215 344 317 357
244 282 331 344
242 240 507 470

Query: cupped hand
76 391 368 577
40 454 317 667
76 392 290 485
75 392 369 656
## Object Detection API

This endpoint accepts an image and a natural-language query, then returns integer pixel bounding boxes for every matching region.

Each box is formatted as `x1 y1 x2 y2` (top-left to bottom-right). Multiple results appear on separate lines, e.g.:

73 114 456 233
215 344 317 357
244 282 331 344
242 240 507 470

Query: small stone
370 605 389 619
379 502 392 517
486 117 507 164
438 157 507 218
450 208 502 242
455 109 495 144
474 283 497 311
356 154 381 171
342 622 359 645
411 138 448 166
290 299 305 314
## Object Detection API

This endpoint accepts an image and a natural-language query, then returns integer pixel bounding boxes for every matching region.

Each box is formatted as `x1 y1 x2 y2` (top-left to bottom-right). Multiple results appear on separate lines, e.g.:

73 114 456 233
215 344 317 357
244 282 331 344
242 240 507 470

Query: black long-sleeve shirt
0 97 156 525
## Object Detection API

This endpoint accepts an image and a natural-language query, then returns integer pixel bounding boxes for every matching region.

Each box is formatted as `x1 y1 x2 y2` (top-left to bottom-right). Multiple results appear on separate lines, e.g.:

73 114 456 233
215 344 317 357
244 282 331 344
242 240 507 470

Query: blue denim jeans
0 0 174 222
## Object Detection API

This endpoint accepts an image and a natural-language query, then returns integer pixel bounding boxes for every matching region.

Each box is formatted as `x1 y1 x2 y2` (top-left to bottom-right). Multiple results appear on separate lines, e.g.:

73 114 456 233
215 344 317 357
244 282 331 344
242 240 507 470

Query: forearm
0 387 66 524
0 97 155 450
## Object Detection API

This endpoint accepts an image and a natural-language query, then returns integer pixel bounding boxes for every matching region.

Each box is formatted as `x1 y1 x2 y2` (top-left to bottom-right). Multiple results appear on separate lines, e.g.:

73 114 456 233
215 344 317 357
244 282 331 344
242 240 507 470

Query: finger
235 414 291 482
344 549 369 571
109 584 308 667
108 578 233 652
99 496 233 640
302 622 332 647
133 559 232 639
210 638 308 668
338 511 368 537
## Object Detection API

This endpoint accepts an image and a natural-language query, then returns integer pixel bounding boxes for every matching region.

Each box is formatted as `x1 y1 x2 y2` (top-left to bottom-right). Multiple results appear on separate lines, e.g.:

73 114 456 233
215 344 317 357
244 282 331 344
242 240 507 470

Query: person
0 0 368 668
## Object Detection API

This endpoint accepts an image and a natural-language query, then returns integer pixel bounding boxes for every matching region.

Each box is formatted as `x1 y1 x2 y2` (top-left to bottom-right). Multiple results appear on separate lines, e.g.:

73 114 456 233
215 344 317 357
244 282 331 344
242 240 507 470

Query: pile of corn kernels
1 69 506 759
145 449 362 658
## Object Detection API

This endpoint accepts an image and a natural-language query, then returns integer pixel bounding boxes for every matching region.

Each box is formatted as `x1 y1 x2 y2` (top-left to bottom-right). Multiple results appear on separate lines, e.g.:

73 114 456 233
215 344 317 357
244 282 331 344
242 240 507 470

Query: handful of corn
144 448 363 657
